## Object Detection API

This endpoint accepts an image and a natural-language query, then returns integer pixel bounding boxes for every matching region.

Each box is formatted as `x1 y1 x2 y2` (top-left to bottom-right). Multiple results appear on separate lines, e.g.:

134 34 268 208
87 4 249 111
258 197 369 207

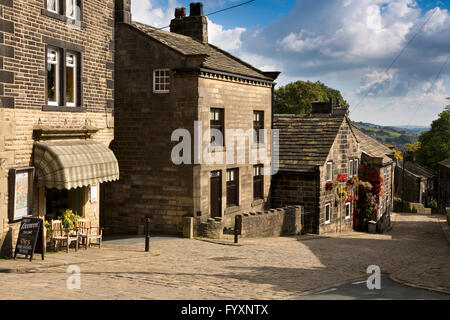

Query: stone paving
0 212 449 300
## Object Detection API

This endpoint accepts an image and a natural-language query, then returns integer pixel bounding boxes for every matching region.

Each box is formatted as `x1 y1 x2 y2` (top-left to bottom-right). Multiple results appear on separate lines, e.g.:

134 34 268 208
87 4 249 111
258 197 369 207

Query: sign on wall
9 167 35 222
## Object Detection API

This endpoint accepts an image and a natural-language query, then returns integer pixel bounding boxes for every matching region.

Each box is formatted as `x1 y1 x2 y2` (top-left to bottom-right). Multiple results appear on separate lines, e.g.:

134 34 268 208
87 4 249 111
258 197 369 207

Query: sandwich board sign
14 217 45 261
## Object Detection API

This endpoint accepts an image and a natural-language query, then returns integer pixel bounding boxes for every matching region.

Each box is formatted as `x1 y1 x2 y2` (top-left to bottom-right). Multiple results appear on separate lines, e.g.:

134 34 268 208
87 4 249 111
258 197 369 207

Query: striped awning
34 140 119 190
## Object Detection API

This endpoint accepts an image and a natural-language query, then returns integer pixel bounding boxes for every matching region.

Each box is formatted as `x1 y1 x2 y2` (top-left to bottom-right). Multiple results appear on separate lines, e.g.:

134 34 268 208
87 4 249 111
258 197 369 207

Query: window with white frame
47 47 59 106
153 69 170 93
345 202 351 219
47 0 58 13
65 52 77 107
326 162 333 181
354 158 359 176
325 203 331 224
66 0 77 18
349 159 354 176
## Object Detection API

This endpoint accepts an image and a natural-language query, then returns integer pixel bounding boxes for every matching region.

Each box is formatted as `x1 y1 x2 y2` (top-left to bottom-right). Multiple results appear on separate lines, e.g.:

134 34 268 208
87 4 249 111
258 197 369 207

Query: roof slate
399 160 436 178
131 22 272 81
352 126 394 165
439 158 450 168
273 114 347 173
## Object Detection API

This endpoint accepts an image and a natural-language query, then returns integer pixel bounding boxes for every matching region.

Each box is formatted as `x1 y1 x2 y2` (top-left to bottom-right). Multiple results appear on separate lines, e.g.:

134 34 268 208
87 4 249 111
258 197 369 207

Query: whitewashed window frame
345 202 351 220
354 158 359 176
47 47 60 106
349 159 354 176
47 0 59 14
326 162 333 181
153 69 170 93
65 52 77 107
66 0 77 19
325 203 331 224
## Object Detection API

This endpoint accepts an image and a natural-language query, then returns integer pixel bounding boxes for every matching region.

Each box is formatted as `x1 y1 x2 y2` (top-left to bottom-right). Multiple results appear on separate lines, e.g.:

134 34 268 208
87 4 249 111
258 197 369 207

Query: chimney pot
170 2 208 44
175 7 186 19
190 2 204 16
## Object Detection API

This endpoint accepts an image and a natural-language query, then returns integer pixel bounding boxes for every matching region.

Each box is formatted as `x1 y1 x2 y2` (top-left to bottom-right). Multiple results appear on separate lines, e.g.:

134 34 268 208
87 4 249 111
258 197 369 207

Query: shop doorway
45 187 86 221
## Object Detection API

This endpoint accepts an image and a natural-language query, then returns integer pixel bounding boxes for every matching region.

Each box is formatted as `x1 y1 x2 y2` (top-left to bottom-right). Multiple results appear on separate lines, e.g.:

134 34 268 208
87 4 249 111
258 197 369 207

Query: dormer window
153 69 170 93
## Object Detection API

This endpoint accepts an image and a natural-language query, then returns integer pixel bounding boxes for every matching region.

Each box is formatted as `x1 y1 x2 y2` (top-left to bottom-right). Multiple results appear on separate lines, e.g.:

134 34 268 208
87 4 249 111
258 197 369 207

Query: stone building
0 0 118 256
352 126 395 232
437 158 450 214
272 102 360 234
102 2 279 235
394 160 436 207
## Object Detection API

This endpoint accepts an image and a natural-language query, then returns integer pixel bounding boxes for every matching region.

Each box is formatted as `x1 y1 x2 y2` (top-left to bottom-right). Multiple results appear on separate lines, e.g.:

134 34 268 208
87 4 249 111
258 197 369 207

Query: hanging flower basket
337 174 347 182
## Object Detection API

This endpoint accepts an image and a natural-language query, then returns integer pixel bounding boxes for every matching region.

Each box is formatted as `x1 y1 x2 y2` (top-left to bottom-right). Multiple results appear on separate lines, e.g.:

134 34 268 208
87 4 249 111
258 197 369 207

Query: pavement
0 212 449 300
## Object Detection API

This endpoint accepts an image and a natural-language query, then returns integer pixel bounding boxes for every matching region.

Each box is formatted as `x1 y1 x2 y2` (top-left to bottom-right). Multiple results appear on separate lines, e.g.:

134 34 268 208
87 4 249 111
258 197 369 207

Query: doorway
210 170 222 218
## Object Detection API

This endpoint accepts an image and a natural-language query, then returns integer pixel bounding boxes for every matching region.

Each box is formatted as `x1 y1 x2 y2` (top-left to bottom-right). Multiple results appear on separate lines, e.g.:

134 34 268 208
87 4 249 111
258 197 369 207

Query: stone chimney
170 2 208 44
311 100 332 114
115 0 132 24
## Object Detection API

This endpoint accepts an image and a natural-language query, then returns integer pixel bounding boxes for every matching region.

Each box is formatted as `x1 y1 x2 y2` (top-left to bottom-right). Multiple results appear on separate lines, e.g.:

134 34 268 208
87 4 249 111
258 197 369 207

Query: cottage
352 126 395 232
394 160 436 209
437 158 450 215
272 102 360 234
0 0 118 256
102 2 279 235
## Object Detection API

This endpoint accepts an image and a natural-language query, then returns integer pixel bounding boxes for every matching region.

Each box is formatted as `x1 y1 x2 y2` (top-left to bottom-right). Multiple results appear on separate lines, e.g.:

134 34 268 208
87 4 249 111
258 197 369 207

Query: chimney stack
170 2 208 44
115 0 132 24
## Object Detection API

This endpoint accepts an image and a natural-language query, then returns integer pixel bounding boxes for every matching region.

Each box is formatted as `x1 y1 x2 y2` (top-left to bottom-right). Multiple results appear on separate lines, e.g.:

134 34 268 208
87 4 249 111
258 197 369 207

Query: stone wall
0 0 114 256
271 171 318 233
198 206 302 239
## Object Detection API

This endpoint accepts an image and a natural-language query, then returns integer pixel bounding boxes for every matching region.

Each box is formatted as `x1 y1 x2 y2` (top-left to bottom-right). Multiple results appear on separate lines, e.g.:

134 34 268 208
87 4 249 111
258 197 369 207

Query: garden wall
197 206 303 239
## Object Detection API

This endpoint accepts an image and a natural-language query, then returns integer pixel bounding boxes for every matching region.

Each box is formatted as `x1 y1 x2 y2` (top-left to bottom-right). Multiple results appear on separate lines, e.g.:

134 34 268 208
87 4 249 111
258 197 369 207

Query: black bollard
234 215 241 244
145 218 150 252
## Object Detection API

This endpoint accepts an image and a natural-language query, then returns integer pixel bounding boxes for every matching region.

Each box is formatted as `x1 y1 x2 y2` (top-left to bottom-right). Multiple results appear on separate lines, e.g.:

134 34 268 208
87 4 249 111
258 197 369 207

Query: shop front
33 139 119 245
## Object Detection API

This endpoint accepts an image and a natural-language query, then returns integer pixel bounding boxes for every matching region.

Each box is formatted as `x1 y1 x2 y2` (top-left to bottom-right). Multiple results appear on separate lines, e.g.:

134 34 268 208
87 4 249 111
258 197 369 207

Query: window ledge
225 206 241 214
251 199 264 207
41 9 86 28
42 105 86 113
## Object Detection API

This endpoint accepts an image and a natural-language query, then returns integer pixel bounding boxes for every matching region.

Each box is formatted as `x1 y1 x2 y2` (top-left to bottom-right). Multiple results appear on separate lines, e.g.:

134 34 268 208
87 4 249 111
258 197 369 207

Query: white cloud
131 0 180 27
207 18 246 51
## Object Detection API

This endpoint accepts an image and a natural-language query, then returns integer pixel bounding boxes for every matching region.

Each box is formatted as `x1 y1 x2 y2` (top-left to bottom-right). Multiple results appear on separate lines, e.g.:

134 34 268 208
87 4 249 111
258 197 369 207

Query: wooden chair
50 220 78 253
76 219 103 249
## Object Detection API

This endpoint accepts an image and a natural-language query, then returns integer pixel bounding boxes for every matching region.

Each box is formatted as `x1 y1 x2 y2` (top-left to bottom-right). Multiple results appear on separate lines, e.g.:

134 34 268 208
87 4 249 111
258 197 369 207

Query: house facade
272 102 360 234
0 0 118 256
102 2 279 235
352 126 395 232
394 160 436 207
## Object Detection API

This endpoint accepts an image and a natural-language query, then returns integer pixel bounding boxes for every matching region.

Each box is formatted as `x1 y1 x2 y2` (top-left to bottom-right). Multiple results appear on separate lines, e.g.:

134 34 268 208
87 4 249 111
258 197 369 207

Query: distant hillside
352 122 421 152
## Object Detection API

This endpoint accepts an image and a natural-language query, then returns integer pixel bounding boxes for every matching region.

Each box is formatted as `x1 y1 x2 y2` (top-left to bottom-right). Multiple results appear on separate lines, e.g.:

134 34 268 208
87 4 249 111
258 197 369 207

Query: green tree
415 110 450 171
274 80 350 114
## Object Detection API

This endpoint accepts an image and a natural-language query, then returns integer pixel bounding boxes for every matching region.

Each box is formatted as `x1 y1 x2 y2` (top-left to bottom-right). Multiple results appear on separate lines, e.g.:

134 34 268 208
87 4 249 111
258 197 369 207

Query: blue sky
131 0 450 127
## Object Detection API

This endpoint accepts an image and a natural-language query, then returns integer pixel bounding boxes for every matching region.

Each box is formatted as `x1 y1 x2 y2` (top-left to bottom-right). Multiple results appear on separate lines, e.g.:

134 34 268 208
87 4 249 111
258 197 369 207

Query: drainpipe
315 166 321 234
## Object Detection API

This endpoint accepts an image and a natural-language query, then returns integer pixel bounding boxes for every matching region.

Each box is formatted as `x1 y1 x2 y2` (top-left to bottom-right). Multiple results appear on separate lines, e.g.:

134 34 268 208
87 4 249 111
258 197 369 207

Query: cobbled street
0 212 449 300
